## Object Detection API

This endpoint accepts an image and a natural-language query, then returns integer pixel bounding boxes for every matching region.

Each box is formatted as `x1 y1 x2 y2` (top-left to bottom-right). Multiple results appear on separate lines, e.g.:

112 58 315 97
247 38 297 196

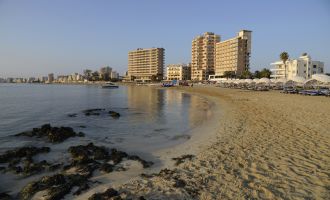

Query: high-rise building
215 30 252 77
166 64 191 81
99 66 112 81
48 73 54 83
270 54 324 79
128 48 164 82
191 32 220 81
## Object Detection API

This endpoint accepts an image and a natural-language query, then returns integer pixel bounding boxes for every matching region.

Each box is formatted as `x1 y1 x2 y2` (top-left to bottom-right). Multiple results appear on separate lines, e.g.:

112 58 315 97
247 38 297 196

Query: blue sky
0 0 329 77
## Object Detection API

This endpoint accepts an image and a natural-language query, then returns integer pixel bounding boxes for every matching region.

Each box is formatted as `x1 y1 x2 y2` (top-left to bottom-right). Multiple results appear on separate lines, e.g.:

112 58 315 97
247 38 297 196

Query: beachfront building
215 30 252 77
166 64 191 81
128 48 165 82
99 66 112 81
270 54 324 79
191 32 220 81
110 71 119 79
48 73 54 83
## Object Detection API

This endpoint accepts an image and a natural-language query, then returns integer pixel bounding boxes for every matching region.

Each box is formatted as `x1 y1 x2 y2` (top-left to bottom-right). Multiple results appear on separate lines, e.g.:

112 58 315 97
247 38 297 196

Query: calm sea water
0 83 212 154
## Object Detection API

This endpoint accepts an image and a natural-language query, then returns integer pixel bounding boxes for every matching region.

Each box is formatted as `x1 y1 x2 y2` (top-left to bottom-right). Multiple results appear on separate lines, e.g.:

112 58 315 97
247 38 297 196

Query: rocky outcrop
0 146 61 176
15 124 84 143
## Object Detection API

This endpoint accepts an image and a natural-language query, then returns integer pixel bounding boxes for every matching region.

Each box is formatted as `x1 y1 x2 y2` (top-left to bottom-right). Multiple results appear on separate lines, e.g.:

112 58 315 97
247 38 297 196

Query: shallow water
0 83 213 196
0 84 212 153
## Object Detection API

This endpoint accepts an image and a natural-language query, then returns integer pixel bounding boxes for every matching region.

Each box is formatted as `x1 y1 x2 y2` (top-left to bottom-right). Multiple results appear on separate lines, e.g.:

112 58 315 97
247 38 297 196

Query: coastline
110 85 330 200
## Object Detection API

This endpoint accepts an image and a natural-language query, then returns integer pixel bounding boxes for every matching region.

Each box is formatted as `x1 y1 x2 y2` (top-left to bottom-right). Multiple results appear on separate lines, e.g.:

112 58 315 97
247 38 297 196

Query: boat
101 82 119 89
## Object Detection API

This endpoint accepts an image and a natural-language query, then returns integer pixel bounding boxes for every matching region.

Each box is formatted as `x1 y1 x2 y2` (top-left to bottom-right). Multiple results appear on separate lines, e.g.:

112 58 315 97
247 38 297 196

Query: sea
0 83 213 155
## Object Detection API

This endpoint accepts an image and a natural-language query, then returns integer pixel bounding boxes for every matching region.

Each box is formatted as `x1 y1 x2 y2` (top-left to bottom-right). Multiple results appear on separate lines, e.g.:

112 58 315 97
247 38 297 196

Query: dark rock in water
99 163 114 173
109 149 128 164
172 154 195 166
88 188 120 200
0 146 63 176
19 173 90 200
0 146 50 164
69 143 109 163
77 132 85 137
67 113 77 117
108 111 120 118
83 109 105 116
128 155 153 168
0 192 13 200
79 125 87 128
15 124 83 143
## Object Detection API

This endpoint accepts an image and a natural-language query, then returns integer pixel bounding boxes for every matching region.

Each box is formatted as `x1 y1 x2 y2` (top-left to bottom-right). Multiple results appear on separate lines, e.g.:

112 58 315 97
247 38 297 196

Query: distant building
28 77 36 83
215 30 252 77
99 66 112 81
128 48 165 82
270 54 324 79
48 73 54 83
191 32 220 81
110 71 119 79
167 64 191 81
7 78 13 83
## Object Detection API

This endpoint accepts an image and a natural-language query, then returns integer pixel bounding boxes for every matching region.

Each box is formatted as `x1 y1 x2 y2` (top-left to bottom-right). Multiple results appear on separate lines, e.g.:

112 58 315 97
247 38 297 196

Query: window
313 65 316 69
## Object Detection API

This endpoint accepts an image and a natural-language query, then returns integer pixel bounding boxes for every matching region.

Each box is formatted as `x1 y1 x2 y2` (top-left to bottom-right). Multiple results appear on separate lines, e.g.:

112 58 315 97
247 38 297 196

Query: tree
91 71 99 81
259 68 272 78
280 52 289 79
83 69 92 81
254 70 261 78
240 70 252 79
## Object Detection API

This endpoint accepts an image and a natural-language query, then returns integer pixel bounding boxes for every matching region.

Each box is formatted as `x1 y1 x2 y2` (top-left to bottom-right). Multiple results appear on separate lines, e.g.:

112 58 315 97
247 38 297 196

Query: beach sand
111 86 330 199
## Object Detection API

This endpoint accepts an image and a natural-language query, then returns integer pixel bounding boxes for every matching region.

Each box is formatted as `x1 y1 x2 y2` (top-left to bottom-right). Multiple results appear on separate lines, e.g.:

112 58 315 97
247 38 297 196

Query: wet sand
113 86 330 199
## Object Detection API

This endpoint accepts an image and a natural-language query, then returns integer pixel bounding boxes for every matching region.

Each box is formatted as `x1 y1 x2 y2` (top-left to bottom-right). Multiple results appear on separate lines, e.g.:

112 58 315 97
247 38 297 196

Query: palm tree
280 52 289 79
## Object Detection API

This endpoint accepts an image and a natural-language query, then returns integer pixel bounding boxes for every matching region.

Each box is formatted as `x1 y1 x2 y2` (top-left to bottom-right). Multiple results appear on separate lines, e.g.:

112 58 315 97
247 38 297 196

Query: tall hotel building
128 48 165 82
191 32 220 81
215 30 252 77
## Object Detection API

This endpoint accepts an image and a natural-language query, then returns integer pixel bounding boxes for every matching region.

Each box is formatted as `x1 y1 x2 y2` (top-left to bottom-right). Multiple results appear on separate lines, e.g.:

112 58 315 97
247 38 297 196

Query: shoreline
1 85 329 199
111 86 330 199
71 86 223 200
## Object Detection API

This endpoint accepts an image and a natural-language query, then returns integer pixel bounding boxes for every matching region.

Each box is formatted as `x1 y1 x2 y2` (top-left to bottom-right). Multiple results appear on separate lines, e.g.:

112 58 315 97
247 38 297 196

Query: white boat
101 82 119 89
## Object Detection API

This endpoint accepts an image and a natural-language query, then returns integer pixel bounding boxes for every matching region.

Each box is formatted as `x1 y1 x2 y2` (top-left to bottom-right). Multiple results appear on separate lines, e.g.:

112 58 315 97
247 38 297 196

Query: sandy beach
109 86 330 200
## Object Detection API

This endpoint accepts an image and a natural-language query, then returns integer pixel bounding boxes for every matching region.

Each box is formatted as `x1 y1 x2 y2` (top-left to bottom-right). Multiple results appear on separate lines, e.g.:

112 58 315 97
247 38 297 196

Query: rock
108 111 120 118
0 146 61 176
88 188 120 200
109 149 128 164
173 179 186 188
19 173 90 200
78 132 85 137
67 113 77 117
172 154 195 166
128 155 153 168
83 109 105 116
0 146 50 163
100 163 114 173
15 124 84 143
0 192 12 200
79 125 86 128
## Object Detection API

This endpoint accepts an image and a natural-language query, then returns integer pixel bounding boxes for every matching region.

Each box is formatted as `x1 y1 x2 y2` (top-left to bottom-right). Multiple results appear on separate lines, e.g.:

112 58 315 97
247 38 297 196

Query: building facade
166 64 191 81
99 66 112 81
48 73 54 83
128 48 165 82
215 30 252 77
270 54 324 79
191 32 220 81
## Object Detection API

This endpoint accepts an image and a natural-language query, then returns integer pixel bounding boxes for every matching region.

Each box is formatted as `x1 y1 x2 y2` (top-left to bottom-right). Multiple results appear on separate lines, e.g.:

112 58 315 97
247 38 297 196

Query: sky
0 0 329 78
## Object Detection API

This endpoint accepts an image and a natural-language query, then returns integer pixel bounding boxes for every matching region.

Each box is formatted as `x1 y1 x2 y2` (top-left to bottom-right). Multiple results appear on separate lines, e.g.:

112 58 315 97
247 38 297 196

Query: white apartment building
270 54 324 79
166 64 191 81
